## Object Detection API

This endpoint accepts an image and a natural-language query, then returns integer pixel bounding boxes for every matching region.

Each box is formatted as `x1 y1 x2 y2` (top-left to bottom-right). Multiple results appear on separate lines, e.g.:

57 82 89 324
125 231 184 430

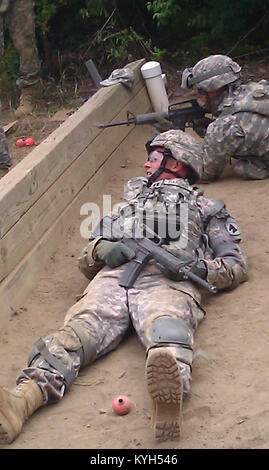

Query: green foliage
146 0 269 63
96 23 166 64
1 0 269 94
35 1 57 35
0 43 19 92
146 0 182 26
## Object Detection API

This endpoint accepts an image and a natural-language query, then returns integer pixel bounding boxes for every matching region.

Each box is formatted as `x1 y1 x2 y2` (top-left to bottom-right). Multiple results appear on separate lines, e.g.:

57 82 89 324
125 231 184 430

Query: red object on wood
112 395 131 415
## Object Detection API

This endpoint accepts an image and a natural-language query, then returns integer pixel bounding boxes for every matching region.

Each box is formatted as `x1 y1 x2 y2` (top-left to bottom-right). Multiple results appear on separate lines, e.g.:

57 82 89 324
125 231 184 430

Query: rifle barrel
98 119 136 129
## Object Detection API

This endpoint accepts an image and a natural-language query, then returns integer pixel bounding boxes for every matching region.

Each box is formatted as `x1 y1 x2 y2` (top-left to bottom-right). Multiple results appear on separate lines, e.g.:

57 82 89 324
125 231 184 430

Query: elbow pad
209 240 242 265
206 209 247 289
208 209 243 265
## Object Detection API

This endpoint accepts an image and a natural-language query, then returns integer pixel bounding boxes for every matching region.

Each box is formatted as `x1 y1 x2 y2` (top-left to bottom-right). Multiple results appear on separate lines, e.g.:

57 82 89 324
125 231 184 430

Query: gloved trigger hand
94 240 135 268
174 249 207 279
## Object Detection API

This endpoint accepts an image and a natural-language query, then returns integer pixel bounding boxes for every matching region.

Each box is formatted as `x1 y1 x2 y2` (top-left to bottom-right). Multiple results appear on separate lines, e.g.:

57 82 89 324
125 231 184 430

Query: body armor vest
219 80 269 118
115 177 205 259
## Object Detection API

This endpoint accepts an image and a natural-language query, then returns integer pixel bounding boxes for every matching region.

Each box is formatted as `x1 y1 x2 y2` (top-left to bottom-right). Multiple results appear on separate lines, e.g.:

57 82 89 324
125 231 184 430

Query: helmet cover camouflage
186 55 241 92
148 129 203 183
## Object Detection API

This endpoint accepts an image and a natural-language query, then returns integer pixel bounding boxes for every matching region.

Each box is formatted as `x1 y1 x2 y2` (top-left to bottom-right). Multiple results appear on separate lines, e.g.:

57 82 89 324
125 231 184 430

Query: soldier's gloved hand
94 240 135 268
193 117 213 138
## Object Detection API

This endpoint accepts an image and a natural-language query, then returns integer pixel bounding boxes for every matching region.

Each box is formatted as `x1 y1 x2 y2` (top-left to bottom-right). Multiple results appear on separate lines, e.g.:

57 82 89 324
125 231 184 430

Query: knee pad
27 336 77 389
147 316 193 349
27 322 97 389
147 316 194 367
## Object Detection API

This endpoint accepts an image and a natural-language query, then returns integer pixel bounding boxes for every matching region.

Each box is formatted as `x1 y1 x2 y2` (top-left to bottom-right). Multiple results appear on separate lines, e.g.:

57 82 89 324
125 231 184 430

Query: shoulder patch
225 220 241 237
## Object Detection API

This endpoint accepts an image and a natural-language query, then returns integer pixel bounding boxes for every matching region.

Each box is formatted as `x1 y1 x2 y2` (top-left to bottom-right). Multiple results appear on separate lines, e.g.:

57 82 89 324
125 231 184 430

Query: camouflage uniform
0 123 11 168
17 130 248 404
203 80 269 181
0 1 12 167
0 0 40 88
181 54 269 181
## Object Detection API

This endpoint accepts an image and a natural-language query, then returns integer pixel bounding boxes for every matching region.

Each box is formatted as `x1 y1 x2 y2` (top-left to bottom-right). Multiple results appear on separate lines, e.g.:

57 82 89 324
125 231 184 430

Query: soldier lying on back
0 129 247 444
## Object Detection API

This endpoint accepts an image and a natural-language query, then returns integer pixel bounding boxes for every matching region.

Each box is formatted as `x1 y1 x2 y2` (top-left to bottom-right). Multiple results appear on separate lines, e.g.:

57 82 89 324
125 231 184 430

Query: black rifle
119 235 217 293
97 99 209 132
93 216 217 293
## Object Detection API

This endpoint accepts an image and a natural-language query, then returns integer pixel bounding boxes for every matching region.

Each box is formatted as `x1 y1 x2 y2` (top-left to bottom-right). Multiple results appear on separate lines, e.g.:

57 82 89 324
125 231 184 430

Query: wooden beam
0 58 154 326
0 59 146 239
0 86 150 282
0 125 153 329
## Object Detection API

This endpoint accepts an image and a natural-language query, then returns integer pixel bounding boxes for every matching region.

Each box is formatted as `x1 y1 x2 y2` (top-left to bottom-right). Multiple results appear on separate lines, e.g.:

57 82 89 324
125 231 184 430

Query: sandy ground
1 69 269 451
0 108 74 180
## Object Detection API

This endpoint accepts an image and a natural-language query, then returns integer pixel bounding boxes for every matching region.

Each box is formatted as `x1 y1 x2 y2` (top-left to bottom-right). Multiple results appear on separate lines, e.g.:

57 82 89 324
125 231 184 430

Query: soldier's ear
175 162 192 179
174 161 184 171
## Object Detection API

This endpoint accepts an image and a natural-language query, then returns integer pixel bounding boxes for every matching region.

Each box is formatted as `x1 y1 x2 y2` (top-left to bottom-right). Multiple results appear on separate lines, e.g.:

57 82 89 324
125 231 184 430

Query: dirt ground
1 58 269 451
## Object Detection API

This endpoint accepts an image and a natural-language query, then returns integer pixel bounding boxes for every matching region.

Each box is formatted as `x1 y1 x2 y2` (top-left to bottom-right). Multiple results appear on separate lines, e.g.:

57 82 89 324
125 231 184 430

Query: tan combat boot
14 85 37 117
145 347 183 441
0 379 43 444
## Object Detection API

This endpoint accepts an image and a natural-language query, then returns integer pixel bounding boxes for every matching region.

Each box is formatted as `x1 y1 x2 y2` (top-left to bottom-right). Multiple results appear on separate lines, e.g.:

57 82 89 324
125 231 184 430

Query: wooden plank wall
0 58 151 324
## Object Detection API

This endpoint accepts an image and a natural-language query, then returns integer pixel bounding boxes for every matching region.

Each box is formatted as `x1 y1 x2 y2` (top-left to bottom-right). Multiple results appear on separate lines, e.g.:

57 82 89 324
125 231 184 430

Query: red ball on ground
24 137 35 146
16 138 25 147
112 395 131 415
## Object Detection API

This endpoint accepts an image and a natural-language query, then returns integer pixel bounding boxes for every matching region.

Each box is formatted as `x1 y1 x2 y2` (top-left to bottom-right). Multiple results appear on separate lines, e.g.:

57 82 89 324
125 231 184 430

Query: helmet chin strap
147 150 183 187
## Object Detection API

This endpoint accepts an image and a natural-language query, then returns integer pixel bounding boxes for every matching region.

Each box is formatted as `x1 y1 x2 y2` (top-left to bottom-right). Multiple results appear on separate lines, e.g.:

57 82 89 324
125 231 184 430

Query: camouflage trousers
0 0 40 88
0 124 11 167
233 157 269 180
17 264 205 405
203 155 269 181
202 114 269 181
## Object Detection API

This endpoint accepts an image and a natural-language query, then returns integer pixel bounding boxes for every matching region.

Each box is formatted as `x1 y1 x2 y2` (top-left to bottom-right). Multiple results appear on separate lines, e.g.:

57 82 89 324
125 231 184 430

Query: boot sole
145 348 183 441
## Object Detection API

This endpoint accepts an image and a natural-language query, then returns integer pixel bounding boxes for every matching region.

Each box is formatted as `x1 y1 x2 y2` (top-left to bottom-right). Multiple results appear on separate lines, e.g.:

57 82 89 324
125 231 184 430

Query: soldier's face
197 87 225 112
144 148 189 181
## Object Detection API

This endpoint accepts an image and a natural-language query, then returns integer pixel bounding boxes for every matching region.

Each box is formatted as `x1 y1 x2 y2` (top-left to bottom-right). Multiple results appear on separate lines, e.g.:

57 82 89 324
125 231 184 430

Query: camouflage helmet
147 129 203 183
181 54 241 92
